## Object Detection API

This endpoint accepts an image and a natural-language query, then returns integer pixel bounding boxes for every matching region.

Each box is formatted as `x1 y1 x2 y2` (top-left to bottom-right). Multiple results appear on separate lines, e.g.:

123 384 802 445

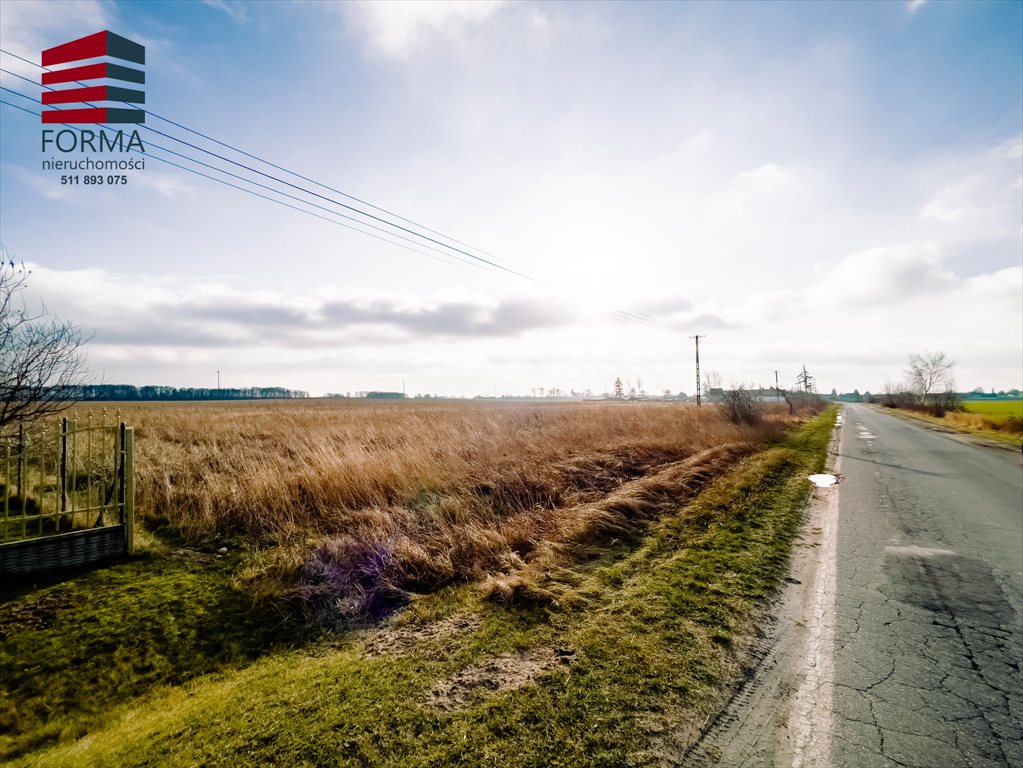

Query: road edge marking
788 412 842 768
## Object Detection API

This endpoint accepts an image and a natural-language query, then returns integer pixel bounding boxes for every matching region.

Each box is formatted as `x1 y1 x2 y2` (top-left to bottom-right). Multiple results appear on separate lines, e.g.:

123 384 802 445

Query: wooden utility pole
690 335 706 406
775 370 780 401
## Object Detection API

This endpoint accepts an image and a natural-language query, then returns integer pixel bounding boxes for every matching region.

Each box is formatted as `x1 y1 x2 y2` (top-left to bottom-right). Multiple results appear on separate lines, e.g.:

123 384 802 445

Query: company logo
40 30 145 124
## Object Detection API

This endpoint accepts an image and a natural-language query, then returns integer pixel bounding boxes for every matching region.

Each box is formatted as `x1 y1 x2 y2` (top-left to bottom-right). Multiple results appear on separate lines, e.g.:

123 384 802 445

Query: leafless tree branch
0 254 88 433
905 351 956 404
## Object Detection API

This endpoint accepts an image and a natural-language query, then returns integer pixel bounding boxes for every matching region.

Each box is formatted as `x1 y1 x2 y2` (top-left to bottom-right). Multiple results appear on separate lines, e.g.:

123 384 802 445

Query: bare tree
0 257 88 433
795 364 816 394
905 351 955 404
702 370 722 397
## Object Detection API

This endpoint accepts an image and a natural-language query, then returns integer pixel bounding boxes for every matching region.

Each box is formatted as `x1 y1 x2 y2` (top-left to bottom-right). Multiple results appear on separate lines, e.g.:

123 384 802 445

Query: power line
1 47 518 270
1 83 691 335
0 83 504 279
1 52 692 335
0 58 533 283
0 95 496 279
1 68 519 279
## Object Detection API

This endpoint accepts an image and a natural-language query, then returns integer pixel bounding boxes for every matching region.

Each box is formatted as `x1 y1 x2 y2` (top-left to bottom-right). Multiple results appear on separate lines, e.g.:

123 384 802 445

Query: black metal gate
1 412 134 576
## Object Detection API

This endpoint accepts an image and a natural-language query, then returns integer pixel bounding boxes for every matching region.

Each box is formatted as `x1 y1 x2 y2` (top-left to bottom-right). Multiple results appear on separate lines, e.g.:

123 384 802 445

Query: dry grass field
116 399 794 620
2 400 837 766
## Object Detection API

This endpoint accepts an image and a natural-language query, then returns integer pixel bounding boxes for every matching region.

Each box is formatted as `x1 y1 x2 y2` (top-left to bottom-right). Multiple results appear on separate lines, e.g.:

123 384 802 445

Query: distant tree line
67 385 309 401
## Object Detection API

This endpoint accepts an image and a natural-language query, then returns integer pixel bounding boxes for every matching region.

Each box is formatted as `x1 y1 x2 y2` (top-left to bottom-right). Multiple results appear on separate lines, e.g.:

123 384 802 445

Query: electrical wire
1 73 692 335
0 95 496 279
1 60 530 282
1 47 517 269
2 51 691 331
0 79 510 279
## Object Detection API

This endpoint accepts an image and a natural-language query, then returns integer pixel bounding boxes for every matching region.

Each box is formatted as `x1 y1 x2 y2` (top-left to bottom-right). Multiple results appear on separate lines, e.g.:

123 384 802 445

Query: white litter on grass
808 473 838 488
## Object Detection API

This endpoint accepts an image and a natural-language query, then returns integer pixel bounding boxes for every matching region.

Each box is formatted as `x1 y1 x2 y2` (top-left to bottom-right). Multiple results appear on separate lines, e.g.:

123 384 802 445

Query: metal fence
0 411 134 575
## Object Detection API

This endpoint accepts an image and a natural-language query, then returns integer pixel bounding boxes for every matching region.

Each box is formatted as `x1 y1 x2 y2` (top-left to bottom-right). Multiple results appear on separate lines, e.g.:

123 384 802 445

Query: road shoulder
681 409 843 767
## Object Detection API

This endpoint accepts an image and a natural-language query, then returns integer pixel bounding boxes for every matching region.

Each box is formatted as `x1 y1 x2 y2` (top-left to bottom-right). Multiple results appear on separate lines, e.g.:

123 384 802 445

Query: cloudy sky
1 0 1020 396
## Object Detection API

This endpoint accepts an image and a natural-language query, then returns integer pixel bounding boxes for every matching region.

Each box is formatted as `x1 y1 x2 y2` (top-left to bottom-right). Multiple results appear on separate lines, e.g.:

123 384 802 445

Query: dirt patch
0 592 73 640
169 548 220 564
363 613 482 659
427 645 575 711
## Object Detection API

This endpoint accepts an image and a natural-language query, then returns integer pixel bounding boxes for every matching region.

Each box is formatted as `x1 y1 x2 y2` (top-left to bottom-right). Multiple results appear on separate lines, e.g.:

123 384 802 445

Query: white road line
788 419 842 768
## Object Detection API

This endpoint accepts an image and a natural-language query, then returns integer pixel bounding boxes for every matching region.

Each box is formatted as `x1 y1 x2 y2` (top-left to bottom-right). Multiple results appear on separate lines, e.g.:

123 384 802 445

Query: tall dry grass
943 410 1023 435
117 399 794 620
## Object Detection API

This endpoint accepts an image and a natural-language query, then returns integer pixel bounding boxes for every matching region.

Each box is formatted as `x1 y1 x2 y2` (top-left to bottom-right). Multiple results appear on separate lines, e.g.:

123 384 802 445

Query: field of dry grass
109 399 798 621
2 405 837 766
943 410 1023 436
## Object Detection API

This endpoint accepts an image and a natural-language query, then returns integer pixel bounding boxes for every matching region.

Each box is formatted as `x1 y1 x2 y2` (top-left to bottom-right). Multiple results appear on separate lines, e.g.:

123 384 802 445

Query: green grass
2 408 837 767
963 400 1023 420
887 401 1022 447
0 546 315 760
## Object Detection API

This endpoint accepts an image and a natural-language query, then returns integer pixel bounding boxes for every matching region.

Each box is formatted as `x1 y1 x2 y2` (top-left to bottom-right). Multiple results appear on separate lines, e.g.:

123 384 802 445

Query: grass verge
880 404 1022 448
0 546 316 761
3 408 836 767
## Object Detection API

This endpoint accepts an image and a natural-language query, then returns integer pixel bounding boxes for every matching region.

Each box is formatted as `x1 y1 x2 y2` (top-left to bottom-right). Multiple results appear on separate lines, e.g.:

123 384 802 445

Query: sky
0 0 1020 397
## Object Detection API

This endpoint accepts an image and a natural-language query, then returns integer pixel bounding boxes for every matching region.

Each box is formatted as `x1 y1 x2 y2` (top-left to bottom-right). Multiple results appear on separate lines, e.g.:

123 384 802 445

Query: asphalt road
681 404 1022 768
832 404 1022 768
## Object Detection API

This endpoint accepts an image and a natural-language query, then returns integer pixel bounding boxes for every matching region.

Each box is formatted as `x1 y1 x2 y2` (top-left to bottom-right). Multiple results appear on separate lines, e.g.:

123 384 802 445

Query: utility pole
774 370 780 402
690 335 706 406
217 370 220 390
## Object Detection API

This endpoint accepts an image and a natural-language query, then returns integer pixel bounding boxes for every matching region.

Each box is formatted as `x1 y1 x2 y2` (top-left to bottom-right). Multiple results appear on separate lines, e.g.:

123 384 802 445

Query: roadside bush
881 388 915 408
781 390 826 416
720 386 763 426
293 536 408 624
928 390 963 418
885 391 964 418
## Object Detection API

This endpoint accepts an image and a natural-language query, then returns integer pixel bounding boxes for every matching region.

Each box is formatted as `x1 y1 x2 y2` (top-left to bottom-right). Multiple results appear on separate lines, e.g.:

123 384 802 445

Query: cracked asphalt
834 404 1023 768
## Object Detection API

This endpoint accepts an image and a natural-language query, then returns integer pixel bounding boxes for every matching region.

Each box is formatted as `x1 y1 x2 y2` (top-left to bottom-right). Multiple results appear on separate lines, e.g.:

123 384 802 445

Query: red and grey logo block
41 31 145 124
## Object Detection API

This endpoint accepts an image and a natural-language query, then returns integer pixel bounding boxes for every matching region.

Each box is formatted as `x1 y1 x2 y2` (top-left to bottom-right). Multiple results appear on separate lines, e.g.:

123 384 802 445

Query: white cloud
3 4 1020 395
962 265 1023 311
343 0 507 60
814 242 956 306
733 162 792 193
920 136 1023 230
15 169 75 201
18 245 1022 396
132 173 197 199
908 0 928 14
201 0 249 23
21 264 573 351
